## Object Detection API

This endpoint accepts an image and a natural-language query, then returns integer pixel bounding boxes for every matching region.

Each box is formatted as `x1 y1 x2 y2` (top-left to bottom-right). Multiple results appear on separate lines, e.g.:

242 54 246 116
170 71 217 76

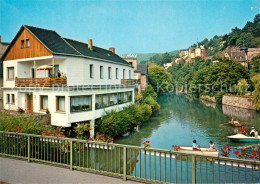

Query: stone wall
222 95 256 110
199 95 216 103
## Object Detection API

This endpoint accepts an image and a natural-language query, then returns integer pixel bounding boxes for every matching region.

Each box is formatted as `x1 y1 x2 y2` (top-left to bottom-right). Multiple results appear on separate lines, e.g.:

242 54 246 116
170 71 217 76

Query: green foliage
142 95 160 113
236 32 259 48
148 63 172 93
137 51 178 64
250 55 260 74
214 91 226 104
97 89 160 138
97 102 154 138
169 57 211 92
74 123 91 139
192 59 252 94
237 79 249 95
254 14 260 23
169 57 252 96
142 85 157 100
252 74 260 110
0 113 53 134
196 15 260 56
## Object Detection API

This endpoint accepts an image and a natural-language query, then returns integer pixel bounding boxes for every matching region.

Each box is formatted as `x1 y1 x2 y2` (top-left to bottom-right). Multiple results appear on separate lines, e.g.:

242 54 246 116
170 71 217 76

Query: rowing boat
178 146 219 157
227 133 260 142
143 146 219 158
229 120 242 127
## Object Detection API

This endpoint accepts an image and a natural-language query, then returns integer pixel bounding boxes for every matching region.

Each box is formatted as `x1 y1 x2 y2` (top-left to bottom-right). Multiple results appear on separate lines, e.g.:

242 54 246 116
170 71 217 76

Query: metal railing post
70 140 73 170
28 135 30 162
192 155 196 184
123 147 127 181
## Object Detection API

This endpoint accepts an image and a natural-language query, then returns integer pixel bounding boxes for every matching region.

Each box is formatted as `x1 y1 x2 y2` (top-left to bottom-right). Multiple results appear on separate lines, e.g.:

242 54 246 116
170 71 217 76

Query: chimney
109 47 115 53
88 39 93 50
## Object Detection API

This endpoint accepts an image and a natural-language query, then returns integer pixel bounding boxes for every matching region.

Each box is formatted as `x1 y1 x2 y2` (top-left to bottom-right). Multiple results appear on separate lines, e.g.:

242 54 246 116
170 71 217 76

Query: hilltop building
163 62 173 69
178 44 206 63
224 46 260 68
0 36 10 110
1 25 135 137
122 56 148 94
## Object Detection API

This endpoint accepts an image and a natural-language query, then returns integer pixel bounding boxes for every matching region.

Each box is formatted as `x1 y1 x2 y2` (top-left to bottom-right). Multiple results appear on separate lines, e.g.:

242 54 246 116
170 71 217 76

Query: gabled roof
2 25 131 66
63 38 130 65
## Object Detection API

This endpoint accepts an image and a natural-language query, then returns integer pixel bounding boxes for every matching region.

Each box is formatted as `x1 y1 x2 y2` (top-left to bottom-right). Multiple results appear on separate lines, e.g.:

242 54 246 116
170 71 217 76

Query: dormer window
26 39 30 48
21 40 25 49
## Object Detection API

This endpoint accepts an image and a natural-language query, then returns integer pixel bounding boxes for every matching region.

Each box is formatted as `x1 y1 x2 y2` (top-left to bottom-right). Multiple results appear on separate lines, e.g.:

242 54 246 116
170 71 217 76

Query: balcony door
26 94 33 113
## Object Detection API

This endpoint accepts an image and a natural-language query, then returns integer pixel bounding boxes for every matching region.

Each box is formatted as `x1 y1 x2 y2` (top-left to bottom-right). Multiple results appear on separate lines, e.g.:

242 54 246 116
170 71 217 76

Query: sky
0 0 259 54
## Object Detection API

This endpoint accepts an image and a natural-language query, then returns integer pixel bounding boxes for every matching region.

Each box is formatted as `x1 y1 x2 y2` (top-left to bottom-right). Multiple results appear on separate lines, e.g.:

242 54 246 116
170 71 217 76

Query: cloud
251 6 254 10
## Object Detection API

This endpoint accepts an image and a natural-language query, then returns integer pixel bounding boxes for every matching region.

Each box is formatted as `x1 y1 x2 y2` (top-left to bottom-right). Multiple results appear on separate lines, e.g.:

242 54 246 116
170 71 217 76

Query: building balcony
15 77 67 87
121 79 141 85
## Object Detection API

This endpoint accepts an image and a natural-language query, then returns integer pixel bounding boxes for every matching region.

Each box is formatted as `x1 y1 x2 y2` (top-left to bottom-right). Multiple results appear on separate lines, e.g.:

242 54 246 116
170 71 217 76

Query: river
115 94 260 158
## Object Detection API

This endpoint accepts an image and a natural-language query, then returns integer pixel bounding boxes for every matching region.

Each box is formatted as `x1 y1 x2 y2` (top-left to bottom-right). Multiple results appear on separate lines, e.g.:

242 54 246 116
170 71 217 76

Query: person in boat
233 119 239 125
255 130 259 138
250 127 257 137
231 117 239 125
208 141 217 151
192 140 200 151
241 126 246 135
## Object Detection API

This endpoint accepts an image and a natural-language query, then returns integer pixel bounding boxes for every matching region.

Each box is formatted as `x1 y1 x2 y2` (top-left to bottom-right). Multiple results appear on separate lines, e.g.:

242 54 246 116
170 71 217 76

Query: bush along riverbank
96 85 160 139
0 112 55 134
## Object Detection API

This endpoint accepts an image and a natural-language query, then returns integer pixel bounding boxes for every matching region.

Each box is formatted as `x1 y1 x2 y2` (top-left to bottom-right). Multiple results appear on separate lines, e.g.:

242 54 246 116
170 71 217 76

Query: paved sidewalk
0 157 138 184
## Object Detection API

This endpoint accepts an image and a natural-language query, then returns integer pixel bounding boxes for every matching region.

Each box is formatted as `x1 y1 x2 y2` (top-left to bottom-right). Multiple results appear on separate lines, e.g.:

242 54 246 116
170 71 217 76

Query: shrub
74 122 90 139
97 103 153 138
142 95 160 113
237 79 248 95
142 85 157 100
0 113 53 134
214 91 226 104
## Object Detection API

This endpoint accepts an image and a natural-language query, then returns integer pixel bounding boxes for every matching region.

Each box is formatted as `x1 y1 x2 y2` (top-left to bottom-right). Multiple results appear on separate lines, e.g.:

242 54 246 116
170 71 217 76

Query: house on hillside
178 44 206 63
123 56 148 94
1 25 135 137
224 46 260 68
0 36 10 110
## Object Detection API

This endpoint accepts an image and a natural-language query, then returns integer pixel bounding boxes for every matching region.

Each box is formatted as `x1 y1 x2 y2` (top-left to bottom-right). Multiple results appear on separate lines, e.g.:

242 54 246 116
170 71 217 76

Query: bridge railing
0 131 260 183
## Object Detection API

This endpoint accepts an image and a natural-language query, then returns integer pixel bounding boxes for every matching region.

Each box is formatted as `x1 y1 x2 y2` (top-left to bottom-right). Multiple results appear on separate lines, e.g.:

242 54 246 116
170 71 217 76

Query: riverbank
200 94 257 110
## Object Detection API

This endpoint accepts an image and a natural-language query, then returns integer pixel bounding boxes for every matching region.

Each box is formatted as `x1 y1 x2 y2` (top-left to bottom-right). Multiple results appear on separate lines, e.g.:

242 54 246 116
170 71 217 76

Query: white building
2 25 135 137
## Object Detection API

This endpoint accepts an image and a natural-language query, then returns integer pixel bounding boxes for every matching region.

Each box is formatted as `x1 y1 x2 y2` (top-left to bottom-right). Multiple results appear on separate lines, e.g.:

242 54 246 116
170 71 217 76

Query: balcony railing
15 77 67 87
121 79 141 85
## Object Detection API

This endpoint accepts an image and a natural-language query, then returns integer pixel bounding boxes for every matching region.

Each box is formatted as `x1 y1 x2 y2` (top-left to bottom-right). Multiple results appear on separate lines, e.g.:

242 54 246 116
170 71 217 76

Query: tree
250 55 260 73
160 52 172 66
192 59 252 94
142 85 157 100
148 64 172 93
242 21 260 37
227 27 242 46
237 79 248 95
254 14 260 23
236 32 260 48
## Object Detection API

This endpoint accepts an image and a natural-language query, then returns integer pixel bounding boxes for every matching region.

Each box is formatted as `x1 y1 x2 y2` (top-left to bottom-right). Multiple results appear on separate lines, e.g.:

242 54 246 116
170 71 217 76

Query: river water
115 94 260 158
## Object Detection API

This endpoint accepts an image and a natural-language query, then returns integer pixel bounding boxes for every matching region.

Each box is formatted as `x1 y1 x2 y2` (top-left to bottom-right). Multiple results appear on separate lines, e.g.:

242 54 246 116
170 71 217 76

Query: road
0 157 138 184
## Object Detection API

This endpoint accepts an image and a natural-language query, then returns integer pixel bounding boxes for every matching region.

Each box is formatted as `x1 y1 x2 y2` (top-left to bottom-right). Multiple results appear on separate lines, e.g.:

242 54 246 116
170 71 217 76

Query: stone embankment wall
200 95 216 103
222 104 256 120
222 95 256 110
